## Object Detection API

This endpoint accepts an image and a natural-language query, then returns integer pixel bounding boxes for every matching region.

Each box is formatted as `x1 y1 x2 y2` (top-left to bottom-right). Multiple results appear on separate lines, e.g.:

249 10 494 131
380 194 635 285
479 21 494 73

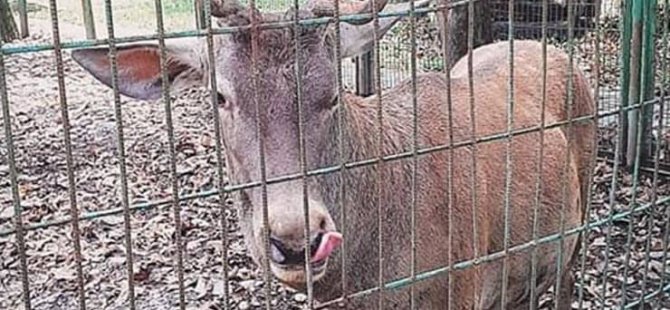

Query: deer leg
555 270 575 310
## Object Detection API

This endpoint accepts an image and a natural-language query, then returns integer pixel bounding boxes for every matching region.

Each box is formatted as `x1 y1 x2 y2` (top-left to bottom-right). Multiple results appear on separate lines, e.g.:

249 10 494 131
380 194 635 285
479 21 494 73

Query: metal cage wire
0 0 669 309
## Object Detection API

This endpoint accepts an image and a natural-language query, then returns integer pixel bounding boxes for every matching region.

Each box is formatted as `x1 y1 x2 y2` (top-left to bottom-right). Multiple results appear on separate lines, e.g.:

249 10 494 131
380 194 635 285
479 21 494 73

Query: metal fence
0 0 669 309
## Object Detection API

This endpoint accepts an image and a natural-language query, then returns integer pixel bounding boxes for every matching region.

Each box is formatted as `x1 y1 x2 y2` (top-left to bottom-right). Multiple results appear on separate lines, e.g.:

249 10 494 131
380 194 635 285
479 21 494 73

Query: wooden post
436 0 493 68
81 0 96 39
17 0 27 38
355 51 374 96
0 0 18 42
195 0 206 30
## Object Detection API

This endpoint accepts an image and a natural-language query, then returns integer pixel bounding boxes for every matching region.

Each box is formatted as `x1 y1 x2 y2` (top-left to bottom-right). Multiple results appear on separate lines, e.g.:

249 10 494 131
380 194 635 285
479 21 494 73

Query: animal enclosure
0 0 669 309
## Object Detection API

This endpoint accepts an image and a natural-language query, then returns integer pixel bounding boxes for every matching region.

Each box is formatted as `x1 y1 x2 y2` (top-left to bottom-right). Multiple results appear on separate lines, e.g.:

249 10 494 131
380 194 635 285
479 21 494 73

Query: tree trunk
437 0 494 68
0 0 18 42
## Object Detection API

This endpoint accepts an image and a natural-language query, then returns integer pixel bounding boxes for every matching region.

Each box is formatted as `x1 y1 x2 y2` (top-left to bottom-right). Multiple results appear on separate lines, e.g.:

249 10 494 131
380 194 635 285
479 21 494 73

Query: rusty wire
47 0 87 309
2 0 670 309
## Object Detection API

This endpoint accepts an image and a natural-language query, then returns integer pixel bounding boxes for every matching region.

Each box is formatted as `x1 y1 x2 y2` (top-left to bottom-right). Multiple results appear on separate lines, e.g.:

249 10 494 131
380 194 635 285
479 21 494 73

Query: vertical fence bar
247 1 273 309
202 0 231 308
290 1 315 309
0 22 31 310
599 0 632 306
638 0 664 304
639 0 665 302
499 0 515 307
653 0 670 301
370 0 385 308
18 0 28 38
408 0 418 308
529 1 549 308
211 12 233 310
102 0 136 307
554 0 577 308
153 0 187 308
466 0 480 305
620 0 657 307
333 0 349 305
80 0 96 39
576 0 602 308
48 0 87 309
438 3 455 310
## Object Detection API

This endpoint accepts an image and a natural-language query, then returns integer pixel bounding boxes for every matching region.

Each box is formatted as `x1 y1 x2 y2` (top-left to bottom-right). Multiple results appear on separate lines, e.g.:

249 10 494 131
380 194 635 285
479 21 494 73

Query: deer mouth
269 232 342 286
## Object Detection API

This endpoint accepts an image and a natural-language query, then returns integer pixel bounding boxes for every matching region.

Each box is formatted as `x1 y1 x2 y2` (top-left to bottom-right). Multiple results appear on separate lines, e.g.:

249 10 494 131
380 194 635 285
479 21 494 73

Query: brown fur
310 40 595 309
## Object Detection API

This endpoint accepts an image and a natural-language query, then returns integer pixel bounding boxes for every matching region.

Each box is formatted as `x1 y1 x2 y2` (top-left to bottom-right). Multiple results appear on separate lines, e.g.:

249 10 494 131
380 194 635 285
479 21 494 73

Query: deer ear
338 0 431 58
71 42 204 100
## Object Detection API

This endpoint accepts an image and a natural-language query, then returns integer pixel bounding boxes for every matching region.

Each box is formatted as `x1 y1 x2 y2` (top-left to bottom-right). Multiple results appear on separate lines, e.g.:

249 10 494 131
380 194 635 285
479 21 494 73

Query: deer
70 0 596 308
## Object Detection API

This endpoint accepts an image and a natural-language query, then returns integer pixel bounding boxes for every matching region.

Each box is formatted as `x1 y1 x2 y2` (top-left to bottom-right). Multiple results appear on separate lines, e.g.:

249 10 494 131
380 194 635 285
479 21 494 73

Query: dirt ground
1 6 670 310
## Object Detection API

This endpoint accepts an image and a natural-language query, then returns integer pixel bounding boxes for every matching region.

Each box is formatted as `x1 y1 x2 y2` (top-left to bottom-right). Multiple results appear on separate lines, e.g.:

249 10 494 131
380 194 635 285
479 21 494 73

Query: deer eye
217 92 230 109
326 92 339 108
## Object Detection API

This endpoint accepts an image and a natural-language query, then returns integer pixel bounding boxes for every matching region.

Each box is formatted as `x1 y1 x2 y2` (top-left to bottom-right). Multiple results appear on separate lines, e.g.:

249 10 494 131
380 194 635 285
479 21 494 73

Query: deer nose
265 192 341 266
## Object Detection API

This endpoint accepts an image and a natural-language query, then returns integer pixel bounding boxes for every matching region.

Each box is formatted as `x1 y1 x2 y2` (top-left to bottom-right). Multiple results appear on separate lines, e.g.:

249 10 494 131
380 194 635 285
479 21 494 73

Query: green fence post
626 0 658 169
640 0 658 165
81 0 96 39
626 0 644 168
619 0 634 168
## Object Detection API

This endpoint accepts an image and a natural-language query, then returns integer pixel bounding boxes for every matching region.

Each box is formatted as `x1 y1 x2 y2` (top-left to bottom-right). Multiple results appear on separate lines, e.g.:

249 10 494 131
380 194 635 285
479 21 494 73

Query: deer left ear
71 40 205 100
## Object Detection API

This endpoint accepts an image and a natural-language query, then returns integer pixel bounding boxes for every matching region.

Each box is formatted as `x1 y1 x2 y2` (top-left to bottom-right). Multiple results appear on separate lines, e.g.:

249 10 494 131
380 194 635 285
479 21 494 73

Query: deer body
309 41 591 309
71 1 595 308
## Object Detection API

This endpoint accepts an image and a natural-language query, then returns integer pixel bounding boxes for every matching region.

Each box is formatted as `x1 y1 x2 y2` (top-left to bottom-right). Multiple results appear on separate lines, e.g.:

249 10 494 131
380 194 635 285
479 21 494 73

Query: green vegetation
24 0 310 35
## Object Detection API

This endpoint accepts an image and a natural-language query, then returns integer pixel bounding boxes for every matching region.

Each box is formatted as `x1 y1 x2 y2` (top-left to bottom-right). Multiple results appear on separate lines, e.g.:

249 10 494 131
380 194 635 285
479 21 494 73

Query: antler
307 0 389 25
210 0 245 18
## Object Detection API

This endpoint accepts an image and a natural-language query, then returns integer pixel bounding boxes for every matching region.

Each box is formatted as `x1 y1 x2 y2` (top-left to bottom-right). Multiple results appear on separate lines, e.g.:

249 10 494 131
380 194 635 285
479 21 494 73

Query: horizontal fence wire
0 5 446 55
0 97 664 238
314 196 670 309
2 0 670 309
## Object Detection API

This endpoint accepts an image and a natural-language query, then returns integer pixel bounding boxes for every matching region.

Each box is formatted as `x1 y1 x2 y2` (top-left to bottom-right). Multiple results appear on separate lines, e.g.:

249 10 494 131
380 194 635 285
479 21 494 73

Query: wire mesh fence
0 0 669 309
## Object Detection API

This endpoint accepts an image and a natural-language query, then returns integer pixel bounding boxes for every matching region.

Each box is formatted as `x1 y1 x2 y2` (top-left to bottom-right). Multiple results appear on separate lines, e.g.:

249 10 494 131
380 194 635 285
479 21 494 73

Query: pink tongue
311 232 343 263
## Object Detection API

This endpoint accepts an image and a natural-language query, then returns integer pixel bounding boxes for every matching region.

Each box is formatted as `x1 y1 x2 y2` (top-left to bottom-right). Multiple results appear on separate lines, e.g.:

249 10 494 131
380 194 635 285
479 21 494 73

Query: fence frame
1 0 670 309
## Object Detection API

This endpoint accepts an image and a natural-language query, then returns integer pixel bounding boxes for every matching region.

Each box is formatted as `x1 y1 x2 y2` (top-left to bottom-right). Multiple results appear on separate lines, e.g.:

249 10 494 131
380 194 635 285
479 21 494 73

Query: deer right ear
337 0 432 58
71 42 204 100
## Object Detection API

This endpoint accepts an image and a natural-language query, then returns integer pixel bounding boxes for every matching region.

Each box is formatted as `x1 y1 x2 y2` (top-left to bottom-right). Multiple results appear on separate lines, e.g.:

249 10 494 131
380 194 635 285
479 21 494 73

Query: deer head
72 0 430 289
